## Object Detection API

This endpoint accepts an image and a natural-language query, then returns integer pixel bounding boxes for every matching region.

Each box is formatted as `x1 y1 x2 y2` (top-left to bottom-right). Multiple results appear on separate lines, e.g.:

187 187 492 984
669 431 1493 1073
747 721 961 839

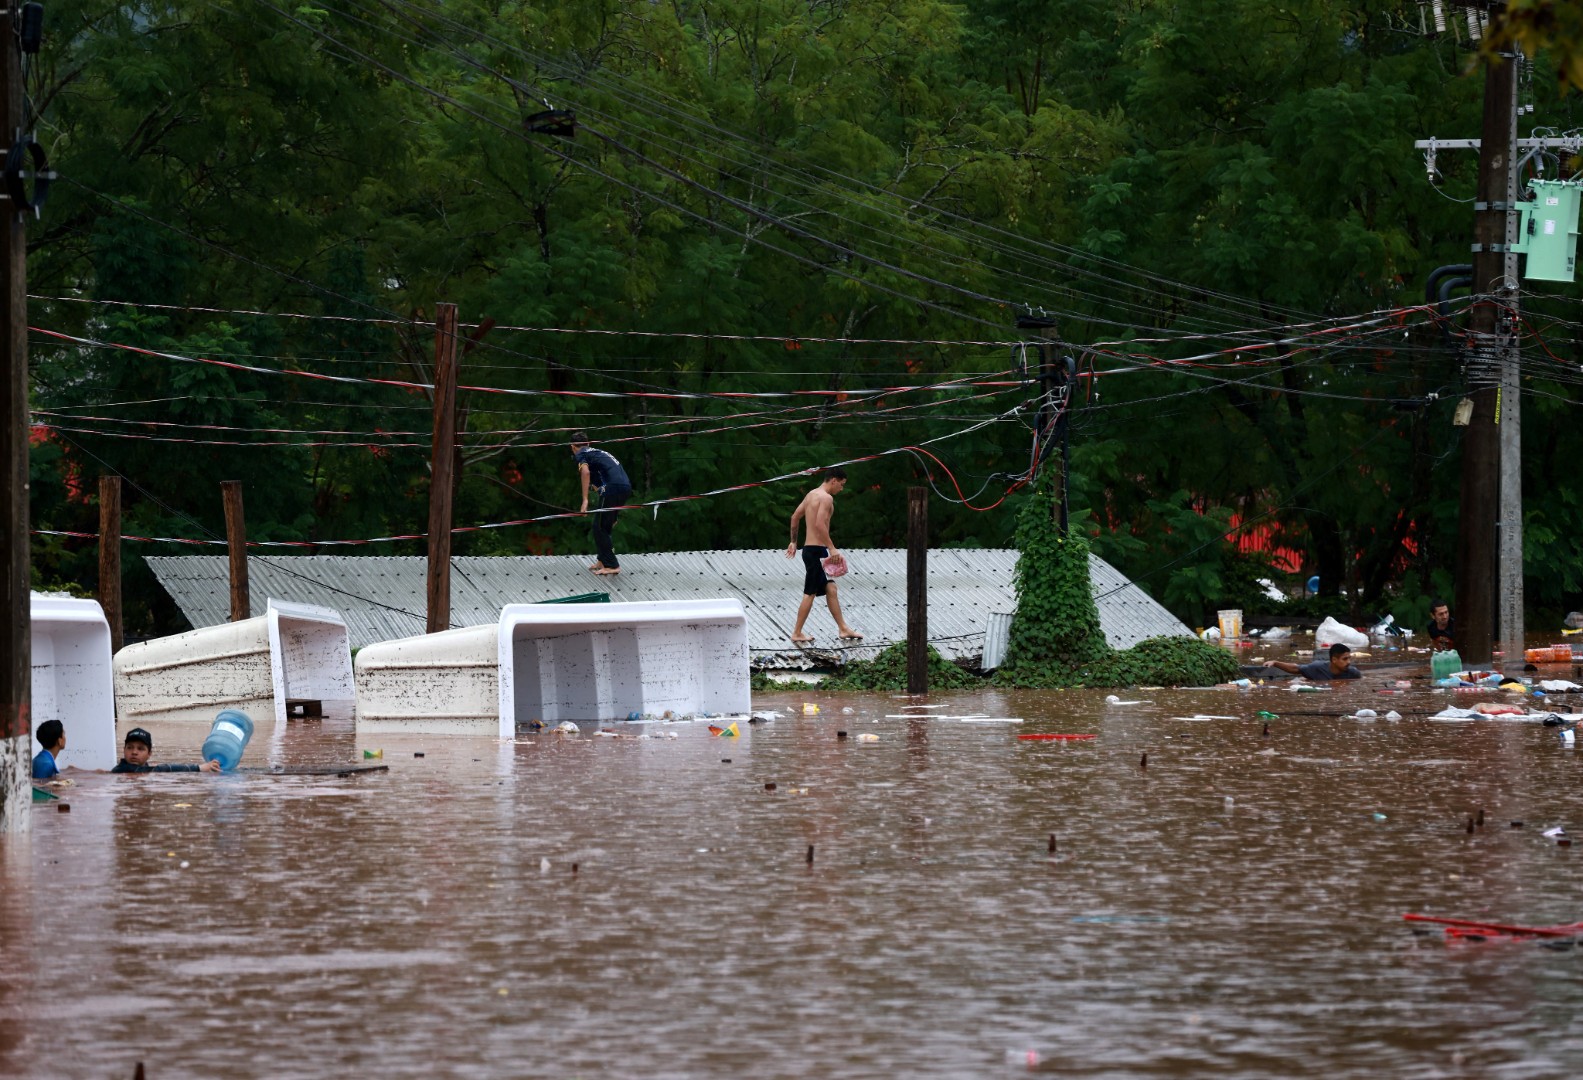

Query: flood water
5 671 1583 1078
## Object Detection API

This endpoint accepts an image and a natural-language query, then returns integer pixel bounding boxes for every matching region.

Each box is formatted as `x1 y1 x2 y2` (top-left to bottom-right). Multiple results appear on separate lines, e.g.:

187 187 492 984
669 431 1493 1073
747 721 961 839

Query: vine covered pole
222 481 250 621
907 486 928 694
0 7 31 832
427 302 459 634
98 476 122 653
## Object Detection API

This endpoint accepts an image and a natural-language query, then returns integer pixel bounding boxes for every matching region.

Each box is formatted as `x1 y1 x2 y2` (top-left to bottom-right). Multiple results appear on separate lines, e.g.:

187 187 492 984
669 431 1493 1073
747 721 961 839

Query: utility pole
1016 311 1072 528
222 481 250 621
0 7 31 832
906 486 928 694
427 303 459 634
1454 32 1519 667
98 476 122 653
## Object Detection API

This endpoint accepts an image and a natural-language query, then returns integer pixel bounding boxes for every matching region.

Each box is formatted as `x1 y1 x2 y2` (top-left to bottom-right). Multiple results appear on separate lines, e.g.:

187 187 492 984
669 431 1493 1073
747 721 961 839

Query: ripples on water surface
4 683 1583 1078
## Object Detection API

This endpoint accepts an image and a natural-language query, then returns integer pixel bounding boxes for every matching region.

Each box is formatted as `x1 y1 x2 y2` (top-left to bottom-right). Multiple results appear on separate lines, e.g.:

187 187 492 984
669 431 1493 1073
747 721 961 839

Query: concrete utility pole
0 8 31 832
427 303 459 634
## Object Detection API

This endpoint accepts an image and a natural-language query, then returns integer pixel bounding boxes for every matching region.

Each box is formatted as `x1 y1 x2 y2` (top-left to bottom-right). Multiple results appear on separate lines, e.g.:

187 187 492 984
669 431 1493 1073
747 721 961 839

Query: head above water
1430 600 1450 624
122 727 153 766
1328 643 1353 671
36 719 64 752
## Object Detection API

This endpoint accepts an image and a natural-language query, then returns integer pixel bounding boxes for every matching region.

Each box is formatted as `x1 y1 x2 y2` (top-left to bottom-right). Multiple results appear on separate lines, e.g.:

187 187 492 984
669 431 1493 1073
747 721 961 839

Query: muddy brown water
5 667 1583 1078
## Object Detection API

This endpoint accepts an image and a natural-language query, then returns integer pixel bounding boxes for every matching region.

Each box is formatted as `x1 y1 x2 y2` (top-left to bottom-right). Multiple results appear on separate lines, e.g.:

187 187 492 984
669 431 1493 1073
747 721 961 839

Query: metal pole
0 9 30 832
906 486 928 694
98 476 122 653
427 303 459 634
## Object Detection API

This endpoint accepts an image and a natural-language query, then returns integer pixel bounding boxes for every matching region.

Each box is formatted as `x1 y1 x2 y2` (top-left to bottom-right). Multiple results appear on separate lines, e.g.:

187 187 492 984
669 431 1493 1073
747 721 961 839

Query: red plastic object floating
1017 733 1097 741
1403 913 1583 938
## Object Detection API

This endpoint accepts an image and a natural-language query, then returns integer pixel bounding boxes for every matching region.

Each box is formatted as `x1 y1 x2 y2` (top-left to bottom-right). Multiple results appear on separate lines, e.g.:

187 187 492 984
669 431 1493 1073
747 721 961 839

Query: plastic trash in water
1543 826 1568 839
855 733 879 743
201 709 254 771
1371 812 1388 821
1353 709 1378 719
708 722 740 738
363 748 383 760
1385 711 1402 721
802 703 820 715
1562 729 1577 748
553 721 579 734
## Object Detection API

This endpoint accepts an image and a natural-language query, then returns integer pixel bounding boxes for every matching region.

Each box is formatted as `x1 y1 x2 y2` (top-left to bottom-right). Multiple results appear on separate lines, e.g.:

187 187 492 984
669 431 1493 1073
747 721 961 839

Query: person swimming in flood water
1263 643 1362 681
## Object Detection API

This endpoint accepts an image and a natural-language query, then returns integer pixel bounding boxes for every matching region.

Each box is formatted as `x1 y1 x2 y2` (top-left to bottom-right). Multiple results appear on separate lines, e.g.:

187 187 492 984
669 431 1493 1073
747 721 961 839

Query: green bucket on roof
539 592 610 605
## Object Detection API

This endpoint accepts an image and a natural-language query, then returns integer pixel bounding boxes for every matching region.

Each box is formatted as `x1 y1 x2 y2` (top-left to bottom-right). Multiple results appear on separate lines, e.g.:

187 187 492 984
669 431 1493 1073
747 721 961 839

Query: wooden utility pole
427 303 459 634
906 486 928 694
1454 44 1520 666
222 481 250 621
0 8 30 832
98 476 122 652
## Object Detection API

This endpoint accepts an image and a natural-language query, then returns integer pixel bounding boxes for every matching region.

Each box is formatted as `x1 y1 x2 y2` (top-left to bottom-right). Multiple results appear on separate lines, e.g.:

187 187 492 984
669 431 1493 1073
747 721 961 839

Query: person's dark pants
592 485 631 569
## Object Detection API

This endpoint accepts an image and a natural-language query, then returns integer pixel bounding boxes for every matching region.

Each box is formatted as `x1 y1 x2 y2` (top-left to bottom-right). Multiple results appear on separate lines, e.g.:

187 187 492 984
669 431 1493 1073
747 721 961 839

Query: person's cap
124 727 152 749
570 430 590 444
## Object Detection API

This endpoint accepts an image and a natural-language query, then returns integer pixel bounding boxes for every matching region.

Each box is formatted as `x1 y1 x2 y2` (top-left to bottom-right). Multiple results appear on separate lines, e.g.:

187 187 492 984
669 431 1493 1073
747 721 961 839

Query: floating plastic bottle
200 709 254 771
1430 649 1463 682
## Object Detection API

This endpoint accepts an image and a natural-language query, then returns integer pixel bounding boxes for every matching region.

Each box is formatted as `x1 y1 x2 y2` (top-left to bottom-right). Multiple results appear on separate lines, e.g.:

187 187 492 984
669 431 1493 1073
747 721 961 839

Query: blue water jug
201 709 254 771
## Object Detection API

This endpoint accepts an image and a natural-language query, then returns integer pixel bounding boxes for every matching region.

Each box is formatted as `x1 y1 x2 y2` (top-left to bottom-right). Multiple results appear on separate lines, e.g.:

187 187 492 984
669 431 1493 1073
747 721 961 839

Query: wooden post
98 476 123 652
0 9 30 832
1454 46 1518 666
427 302 459 634
222 481 249 622
907 486 928 694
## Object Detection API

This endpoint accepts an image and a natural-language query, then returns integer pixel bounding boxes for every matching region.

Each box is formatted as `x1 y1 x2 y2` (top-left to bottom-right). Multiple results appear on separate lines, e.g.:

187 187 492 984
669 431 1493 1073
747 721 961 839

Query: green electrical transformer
1514 179 1582 283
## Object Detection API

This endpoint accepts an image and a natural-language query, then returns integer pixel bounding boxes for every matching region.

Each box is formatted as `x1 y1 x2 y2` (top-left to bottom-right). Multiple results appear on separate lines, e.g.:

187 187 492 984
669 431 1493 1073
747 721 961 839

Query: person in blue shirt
32 719 65 780
1263 643 1363 681
571 431 633 576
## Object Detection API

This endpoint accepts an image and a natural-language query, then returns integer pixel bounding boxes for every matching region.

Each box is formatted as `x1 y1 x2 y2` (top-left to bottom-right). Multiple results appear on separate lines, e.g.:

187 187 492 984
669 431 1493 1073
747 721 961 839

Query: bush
820 641 982 691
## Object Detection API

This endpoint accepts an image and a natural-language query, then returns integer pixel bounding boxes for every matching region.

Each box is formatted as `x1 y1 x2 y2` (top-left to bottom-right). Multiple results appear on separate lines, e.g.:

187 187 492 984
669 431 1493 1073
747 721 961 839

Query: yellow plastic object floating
802 703 820 715
363 749 384 759
708 722 740 738
856 732 879 743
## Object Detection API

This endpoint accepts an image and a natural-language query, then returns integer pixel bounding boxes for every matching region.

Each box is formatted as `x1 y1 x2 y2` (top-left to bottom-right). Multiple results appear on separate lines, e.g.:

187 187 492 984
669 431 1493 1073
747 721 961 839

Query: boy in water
32 719 65 780
111 728 222 773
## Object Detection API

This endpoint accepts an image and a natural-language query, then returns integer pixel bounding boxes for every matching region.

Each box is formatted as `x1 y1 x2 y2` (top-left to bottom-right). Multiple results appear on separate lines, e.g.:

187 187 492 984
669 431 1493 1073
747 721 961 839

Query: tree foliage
20 0 1583 637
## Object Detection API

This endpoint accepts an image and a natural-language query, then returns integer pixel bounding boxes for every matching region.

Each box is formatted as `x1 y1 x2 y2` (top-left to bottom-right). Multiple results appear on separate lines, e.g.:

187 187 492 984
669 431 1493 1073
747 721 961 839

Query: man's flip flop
839 633 864 641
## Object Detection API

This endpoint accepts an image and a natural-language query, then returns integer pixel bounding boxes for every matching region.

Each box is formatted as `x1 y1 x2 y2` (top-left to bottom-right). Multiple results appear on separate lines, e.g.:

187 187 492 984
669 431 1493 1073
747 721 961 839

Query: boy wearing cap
111 728 222 773
570 431 632 576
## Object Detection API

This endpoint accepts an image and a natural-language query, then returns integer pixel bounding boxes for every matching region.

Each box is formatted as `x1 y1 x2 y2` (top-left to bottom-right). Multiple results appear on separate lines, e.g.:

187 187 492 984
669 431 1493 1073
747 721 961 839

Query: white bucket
1217 608 1243 639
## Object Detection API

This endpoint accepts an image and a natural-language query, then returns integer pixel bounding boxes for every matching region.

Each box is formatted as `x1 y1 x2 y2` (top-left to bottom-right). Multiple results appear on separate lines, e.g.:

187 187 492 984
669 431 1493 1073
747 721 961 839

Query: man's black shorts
801 545 829 597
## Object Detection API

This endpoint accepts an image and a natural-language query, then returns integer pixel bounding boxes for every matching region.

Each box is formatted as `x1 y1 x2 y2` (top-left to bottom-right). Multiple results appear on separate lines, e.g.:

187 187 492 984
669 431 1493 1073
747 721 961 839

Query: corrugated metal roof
145 551 1190 667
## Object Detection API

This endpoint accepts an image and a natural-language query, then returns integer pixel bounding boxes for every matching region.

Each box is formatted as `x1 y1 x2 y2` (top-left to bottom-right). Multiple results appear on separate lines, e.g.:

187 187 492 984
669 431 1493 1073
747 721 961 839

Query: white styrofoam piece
113 599 354 727
30 595 117 771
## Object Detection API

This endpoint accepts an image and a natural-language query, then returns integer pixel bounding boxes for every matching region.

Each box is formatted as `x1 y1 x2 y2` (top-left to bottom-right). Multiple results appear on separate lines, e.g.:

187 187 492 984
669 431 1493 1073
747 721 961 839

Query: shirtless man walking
784 468 862 643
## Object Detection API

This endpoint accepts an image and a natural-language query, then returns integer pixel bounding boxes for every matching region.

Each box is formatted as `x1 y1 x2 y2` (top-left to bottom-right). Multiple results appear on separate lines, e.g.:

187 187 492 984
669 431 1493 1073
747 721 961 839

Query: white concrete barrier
30 595 117 771
113 599 355 727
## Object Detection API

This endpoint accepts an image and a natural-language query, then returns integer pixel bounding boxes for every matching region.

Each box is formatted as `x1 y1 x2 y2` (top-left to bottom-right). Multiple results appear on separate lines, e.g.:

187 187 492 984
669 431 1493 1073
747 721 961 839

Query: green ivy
992 481 1238 688
819 642 982 691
